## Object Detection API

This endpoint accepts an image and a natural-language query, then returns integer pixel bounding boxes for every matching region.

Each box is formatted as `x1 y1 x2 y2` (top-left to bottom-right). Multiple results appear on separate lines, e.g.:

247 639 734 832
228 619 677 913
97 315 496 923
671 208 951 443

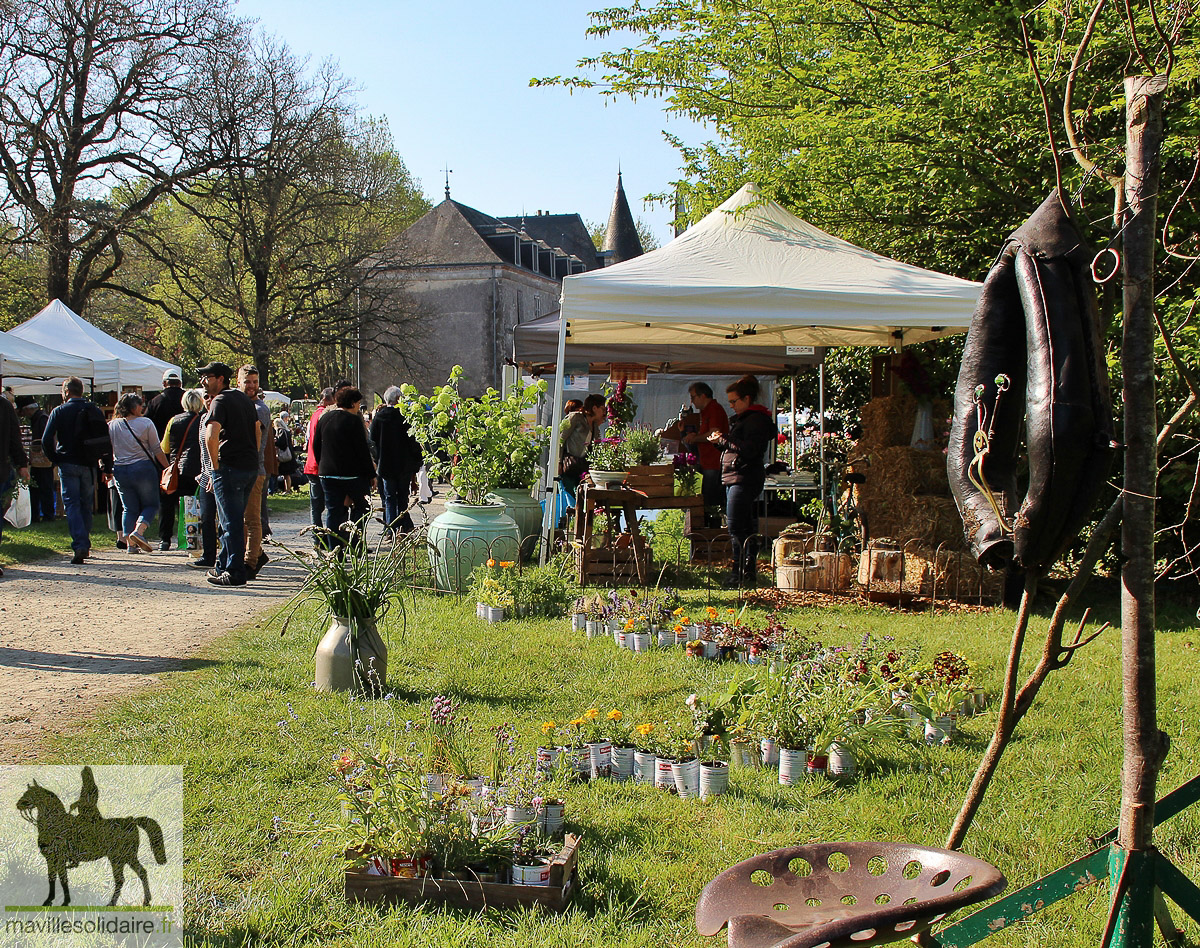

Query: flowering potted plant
602 709 635 780
335 748 435 878
471 558 516 621
603 377 637 429
622 425 662 467
398 366 541 590
586 437 633 488
673 449 700 495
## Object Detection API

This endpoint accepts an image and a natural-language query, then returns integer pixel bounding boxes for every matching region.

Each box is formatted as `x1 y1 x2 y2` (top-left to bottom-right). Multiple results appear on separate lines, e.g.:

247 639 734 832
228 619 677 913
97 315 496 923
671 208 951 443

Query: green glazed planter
487 488 544 561
427 501 520 592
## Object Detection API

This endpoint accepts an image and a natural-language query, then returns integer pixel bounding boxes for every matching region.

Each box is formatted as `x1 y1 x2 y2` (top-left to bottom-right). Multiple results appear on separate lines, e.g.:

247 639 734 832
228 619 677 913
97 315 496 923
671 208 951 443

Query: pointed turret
602 171 644 265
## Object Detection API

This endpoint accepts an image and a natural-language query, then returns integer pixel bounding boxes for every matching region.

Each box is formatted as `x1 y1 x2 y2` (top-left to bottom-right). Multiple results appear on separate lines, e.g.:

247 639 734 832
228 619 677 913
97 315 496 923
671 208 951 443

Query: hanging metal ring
1091 247 1120 284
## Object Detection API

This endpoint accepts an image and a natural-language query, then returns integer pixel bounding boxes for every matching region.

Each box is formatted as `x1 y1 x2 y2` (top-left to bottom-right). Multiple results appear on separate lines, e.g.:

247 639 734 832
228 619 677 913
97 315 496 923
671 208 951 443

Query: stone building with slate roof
361 174 643 399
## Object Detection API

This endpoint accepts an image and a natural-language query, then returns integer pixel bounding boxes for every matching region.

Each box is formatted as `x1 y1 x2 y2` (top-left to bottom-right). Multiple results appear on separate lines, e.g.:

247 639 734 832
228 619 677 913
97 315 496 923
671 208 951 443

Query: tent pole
818 363 826 505
540 315 569 566
790 375 797 468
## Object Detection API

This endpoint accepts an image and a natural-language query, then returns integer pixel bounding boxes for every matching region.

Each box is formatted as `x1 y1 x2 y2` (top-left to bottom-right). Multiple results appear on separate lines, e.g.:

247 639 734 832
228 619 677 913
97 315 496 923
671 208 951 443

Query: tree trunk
1113 73 1169 945
45 213 72 307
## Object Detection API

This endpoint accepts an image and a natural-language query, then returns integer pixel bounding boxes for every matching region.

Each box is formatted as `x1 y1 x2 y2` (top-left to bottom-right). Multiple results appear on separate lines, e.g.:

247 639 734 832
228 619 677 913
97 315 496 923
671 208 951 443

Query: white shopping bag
416 466 433 504
4 482 31 529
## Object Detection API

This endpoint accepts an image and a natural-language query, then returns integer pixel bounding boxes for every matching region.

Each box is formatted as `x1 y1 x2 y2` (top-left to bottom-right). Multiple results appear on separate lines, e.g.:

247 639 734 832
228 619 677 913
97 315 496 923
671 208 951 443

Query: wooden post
1111 72 1170 948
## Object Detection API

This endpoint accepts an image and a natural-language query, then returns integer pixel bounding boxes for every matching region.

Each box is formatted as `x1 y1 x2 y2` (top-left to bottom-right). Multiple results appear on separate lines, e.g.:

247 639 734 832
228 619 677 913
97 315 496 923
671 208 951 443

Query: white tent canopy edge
540 182 984 560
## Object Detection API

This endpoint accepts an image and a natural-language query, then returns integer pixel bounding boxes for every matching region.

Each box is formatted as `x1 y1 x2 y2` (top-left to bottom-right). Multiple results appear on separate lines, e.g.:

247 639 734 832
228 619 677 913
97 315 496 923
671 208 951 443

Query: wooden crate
576 545 651 582
624 464 675 499
345 835 580 912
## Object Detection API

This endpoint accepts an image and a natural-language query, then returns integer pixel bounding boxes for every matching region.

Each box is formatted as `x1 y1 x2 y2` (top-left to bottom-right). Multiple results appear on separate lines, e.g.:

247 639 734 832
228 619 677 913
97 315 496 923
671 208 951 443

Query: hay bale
859 393 917 449
860 446 949 496
858 542 1003 603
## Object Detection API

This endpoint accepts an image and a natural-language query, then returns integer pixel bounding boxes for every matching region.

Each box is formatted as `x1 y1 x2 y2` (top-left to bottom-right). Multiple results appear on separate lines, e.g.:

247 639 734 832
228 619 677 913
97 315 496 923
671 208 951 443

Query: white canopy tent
0 328 95 394
540 183 985 552
8 300 180 393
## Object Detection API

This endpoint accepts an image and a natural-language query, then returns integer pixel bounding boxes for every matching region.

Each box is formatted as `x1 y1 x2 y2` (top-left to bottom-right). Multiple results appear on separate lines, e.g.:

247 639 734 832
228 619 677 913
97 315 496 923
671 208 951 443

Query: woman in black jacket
312 387 376 547
368 386 423 536
708 375 778 588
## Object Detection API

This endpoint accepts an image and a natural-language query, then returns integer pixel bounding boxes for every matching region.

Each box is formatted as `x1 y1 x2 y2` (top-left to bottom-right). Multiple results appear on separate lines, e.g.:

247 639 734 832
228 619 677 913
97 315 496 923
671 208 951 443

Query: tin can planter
536 745 562 773
828 743 857 778
586 740 613 779
702 640 720 660
462 777 485 797
476 602 487 619
610 744 635 781
537 802 566 836
657 627 674 647
654 756 678 791
511 858 553 886
630 632 651 652
729 740 760 770
674 627 689 646
572 613 587 632
483 605 505 623
423 773 446 798
805 752 829 778
760 737 780 768
700 760 730 799
924 715 956 744
671 757 701 798
505 805 535 826
778 747 806 786
614 630 628 649
569 745 591 780
585 620 600 639
470 811 500 836
369 853 433 878
633 750 656 784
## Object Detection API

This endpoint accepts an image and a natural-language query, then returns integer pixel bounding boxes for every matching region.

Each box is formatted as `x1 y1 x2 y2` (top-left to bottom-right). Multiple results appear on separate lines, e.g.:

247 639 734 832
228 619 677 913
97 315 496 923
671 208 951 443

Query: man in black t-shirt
198 361 260 587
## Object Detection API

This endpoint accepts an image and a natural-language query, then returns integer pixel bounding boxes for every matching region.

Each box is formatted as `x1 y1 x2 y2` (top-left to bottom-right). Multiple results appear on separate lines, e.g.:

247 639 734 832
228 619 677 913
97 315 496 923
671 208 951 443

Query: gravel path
0 506 320 761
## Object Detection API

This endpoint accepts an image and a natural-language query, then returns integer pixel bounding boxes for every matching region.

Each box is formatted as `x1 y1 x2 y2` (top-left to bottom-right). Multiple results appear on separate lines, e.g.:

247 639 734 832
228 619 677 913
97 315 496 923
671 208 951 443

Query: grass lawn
0 489 311 566
27 583 1200 947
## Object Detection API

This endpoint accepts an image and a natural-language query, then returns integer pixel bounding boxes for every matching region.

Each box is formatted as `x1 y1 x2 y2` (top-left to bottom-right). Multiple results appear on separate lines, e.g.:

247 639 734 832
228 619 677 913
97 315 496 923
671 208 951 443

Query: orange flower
583 707 600 721
486 558 495 567
606 709 623 722
673 625 684 635
636 722 655 736
499 561 514 568
705 606 719 620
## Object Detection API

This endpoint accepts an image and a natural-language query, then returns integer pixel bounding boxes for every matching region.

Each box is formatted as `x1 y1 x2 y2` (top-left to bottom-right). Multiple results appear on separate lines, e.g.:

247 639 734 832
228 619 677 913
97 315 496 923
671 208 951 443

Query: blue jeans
309 476 326 546
31 466 57 520
113 459 160 537
322 477 370 548
379 476 413 533
198 484 218 564
212 466 257 580
726 481 762 580
59 462 95 555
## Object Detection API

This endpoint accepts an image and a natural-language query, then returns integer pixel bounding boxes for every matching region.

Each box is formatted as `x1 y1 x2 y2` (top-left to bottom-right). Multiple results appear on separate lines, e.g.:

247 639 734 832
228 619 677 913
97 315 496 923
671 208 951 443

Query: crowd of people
557 374 777 587
1 366 777 588
0 364 425 586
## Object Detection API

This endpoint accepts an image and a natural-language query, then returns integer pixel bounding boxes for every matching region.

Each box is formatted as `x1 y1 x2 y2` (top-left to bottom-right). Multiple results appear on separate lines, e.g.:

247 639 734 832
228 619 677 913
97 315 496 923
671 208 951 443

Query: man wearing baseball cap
147 368 185 549
197 361 259 587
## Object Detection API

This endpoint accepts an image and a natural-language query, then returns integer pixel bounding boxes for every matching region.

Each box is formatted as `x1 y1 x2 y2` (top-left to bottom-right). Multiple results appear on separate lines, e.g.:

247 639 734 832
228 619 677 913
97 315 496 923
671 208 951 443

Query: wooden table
572 485 705 586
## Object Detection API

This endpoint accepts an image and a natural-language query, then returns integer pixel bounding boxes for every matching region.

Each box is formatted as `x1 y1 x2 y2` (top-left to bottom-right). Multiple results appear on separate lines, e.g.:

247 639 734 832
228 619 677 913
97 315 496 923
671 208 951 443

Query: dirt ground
0 507 319 762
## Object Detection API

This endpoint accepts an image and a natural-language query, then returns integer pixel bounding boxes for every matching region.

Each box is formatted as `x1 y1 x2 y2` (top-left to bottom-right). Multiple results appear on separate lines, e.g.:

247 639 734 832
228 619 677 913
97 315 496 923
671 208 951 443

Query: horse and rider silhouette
16 767 167 906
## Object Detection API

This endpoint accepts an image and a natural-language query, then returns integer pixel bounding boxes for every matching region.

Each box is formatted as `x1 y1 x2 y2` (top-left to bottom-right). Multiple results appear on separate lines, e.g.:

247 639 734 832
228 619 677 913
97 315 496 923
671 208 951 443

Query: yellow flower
541 720 556 734
583 707 600 721
727 608 735 615
638 614 647 621
672 606 684 616
568 717 585 729
607 709 623 722
636 722 655 736
499 560 514 568
681 616 691 625
486 558 495 567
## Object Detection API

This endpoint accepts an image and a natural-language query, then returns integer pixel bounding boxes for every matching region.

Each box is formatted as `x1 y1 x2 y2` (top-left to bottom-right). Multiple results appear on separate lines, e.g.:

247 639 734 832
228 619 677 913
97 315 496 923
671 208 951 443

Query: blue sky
233 0 704 246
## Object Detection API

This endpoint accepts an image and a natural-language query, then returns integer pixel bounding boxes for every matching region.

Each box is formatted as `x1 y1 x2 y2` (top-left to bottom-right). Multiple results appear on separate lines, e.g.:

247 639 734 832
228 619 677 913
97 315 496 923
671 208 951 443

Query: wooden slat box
345 834 580 912
624 464 675 498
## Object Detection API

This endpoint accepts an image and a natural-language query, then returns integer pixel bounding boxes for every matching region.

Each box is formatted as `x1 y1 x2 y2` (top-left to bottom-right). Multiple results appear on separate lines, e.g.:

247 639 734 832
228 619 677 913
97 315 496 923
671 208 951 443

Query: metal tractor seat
696 841 1007 948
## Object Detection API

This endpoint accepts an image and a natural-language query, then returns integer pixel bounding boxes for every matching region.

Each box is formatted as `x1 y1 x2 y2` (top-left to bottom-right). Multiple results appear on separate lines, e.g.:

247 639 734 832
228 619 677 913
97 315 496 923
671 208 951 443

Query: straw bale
860 446 949 496
858 542 1002 603
859 393 917 449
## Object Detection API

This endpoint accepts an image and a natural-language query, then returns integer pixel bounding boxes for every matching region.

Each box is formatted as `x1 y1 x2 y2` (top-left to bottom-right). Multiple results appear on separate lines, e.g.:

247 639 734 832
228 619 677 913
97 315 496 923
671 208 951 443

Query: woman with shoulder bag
558 394 606 504
274 412 298 493
159 389 205 550
108 393 168 554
